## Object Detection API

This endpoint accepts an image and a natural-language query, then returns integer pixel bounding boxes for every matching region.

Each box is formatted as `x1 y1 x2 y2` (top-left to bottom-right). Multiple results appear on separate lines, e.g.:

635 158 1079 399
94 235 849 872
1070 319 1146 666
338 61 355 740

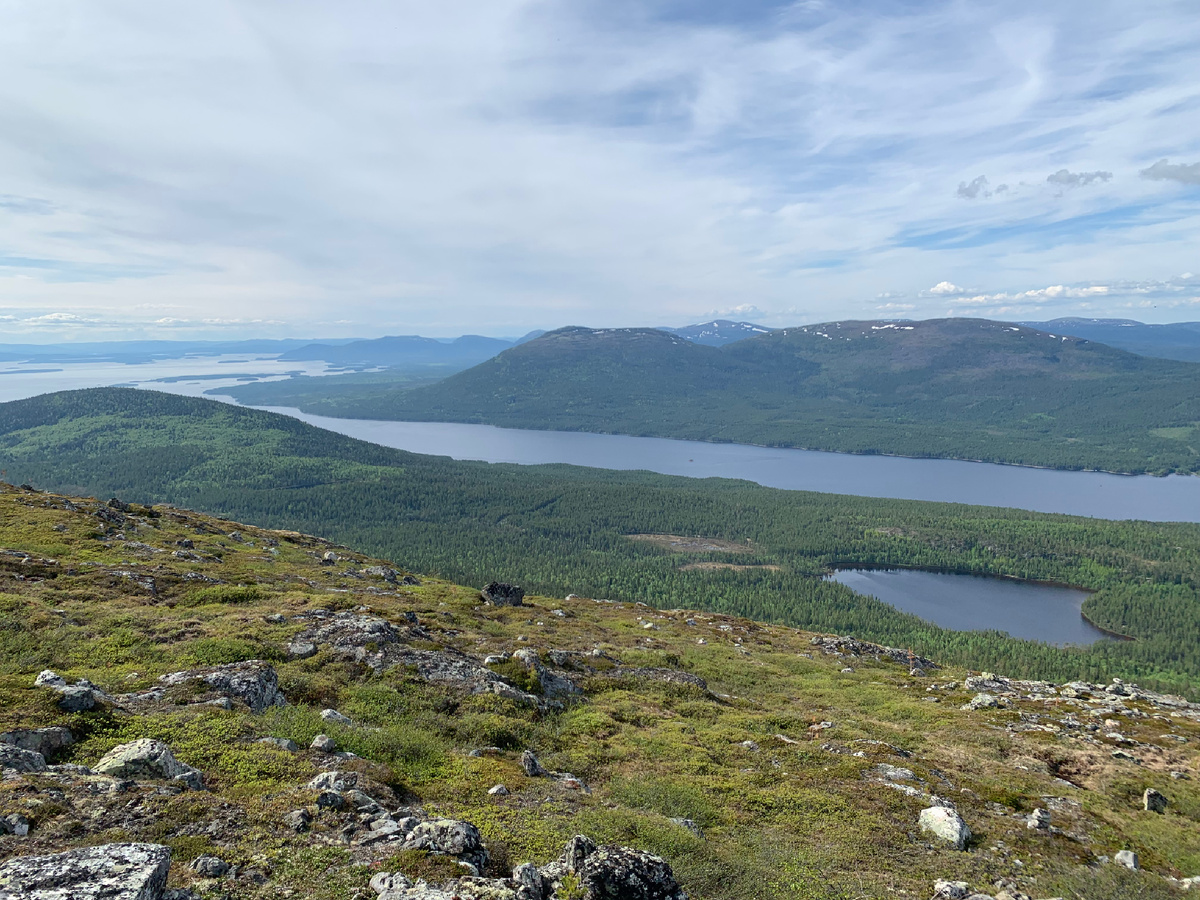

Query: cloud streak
0 1 1198 337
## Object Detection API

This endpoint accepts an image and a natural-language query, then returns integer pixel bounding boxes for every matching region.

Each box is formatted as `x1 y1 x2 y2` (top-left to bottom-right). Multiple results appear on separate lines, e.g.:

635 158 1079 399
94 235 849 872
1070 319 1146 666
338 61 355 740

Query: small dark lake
826 568 1112 645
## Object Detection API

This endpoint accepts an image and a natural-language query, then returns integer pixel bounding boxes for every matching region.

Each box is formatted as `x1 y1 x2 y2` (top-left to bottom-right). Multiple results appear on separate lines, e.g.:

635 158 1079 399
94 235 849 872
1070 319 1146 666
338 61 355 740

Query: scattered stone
1144 788 1168 813
188 855 230 878
256 736 298 752
919 806 971 850
0 727 73 758
316 790 345 810
932 881 971 900
0 814 30 837
322 551 339 564
480 582 524 607
284 809 312 832
311 734 337 753
521 750 550 778
488 784 509 796
1115 849 1139 870
0 742 48 774
0 842 170 900
93 739 204 790
670 817 703 837
1027 808 1051 830
320 709 353 726
287 641 317 660
308 770 357 792
963 693 999 711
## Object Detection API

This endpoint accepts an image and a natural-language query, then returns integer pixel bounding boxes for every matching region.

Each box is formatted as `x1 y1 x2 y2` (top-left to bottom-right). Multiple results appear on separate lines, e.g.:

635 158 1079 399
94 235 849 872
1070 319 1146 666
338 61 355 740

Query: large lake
827 568 1110 645
2 356 1199 523
235 405 1200 523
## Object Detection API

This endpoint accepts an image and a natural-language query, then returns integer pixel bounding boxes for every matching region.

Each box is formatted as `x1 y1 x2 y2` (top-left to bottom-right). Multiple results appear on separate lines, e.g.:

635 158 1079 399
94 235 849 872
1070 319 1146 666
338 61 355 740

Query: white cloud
1140 159 1200 186
0 2 1198 336
928 281 965 295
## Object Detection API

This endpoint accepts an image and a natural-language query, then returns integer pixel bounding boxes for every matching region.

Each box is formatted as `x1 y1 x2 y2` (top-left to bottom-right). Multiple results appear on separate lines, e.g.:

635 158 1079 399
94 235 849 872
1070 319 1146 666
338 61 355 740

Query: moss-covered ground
0 484 1197 899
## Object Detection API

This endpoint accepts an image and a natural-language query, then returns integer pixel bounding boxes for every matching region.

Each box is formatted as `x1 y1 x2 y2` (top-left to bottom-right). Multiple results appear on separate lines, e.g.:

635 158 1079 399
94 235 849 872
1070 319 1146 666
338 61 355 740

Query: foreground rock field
0 484 1198 899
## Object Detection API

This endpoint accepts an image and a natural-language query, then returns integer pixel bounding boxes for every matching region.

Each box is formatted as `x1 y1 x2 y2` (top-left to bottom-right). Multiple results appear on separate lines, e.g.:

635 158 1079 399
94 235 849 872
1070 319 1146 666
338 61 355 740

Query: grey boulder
0 842 170 900
93 739 204 790
0 727 74 758
0 742 48 774
577 846 688 900
480 582 524 607
401 819 489 874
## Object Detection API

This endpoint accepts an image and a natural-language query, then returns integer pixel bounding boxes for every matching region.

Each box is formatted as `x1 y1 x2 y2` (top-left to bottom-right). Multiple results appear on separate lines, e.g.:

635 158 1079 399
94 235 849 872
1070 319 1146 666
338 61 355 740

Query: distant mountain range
1019 317 1200 362
281 317 1200 474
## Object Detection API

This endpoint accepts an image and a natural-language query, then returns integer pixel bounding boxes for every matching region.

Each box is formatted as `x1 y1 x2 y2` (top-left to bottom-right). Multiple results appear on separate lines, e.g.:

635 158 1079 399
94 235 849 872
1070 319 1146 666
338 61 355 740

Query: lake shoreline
227 403 1192 478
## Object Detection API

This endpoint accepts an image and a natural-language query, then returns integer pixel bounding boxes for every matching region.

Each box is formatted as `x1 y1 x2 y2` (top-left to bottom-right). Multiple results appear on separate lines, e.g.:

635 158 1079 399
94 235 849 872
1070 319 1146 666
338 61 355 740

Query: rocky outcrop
0 742 48 774
401 819 489 874
0 726 74 758
0 842 171 900
368 832 686 900
576 846 688 900
810 636 938 671
156 661 285 713
93 739 204 790
33 670 105 712
481 582 524 607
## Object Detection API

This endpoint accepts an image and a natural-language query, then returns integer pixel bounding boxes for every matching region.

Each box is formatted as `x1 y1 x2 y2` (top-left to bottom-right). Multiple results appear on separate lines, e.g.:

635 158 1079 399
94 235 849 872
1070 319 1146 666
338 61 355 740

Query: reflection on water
827 568 1110 645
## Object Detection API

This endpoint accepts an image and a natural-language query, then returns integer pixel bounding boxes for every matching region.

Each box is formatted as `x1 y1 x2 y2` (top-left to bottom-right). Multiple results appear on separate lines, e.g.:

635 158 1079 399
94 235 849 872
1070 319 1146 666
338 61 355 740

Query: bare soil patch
627 533 754 553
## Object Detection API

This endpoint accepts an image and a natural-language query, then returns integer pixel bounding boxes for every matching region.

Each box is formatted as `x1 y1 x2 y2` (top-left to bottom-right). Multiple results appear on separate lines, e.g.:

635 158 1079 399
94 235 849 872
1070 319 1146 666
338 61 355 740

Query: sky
1 0 1199 340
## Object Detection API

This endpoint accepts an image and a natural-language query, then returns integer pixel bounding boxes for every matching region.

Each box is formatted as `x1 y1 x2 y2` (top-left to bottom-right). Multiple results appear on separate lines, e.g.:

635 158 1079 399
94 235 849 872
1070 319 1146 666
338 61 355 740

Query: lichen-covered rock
0 742 48 774
157 661 285 713
0 842 170 900
401 819 489 874
308 770 357 792
481 582 524 607
188 855 230 878
57 685 98 712
93 739 203 789
576 846 688 900
963 693 998 711
0 726 74 758
919 806 971 850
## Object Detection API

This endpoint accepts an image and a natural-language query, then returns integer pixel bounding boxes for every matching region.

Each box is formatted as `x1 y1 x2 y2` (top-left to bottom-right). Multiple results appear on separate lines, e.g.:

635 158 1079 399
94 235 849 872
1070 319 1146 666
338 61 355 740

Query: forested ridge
229 317 1200 475
4 388 1200 694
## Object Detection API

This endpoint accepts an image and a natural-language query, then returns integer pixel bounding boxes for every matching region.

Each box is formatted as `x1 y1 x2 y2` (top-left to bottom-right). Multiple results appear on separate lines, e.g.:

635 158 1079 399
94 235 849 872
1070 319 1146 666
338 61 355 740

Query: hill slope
312 318 1200 475
1023 318 1200 363
3 389 1200 694
0 484 1198 899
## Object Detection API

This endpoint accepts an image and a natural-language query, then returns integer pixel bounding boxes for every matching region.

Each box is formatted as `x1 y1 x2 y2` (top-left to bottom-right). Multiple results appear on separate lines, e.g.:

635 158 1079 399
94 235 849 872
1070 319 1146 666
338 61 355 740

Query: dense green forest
223 318 1200 475
4 388 1200 694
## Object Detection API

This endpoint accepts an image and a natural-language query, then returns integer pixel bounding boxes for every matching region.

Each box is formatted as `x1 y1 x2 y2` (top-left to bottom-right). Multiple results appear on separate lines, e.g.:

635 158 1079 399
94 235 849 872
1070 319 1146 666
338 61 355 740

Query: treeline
3 388 1200 694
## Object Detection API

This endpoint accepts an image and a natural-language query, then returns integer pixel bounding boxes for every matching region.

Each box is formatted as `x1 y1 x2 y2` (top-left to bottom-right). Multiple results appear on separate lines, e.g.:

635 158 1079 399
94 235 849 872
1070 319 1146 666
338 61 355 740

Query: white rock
919 806 971 850
1115 849 1139 869
320 709 353 726
93 739 203 790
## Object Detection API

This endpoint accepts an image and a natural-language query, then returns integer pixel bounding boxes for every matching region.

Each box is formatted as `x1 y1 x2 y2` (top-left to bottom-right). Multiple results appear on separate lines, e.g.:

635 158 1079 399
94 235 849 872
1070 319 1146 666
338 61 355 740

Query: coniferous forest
3 387 1200 695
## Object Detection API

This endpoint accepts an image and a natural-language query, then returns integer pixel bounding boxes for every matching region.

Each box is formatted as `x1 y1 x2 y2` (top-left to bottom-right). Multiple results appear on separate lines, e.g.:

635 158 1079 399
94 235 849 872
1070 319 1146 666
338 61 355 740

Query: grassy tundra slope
0 485 1199 899
295 318 1200 475
2 389 1200 696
